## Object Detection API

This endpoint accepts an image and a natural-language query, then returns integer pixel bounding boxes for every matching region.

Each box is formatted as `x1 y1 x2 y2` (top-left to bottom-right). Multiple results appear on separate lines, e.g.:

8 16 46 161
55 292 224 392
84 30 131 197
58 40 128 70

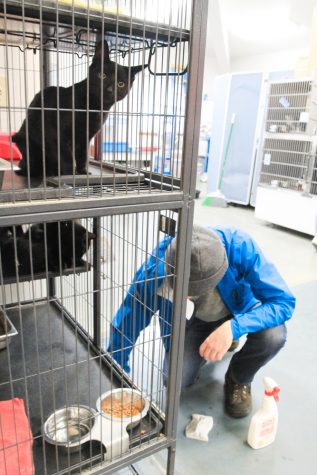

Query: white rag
185 413 214 442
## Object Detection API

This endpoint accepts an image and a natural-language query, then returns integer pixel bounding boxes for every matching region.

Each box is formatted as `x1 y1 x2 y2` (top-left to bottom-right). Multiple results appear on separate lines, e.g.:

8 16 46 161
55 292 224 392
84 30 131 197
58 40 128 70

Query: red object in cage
0 398 34 475
0 133 22 160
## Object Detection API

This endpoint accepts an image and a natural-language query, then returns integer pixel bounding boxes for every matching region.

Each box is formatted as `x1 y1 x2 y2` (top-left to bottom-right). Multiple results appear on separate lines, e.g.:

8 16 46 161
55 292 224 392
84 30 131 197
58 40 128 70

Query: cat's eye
97 72 107 80
117 81 125 88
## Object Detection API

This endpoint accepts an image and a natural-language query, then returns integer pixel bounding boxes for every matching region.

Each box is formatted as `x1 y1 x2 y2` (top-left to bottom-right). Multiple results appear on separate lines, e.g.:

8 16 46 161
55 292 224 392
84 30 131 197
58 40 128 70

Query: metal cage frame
0 1 208 474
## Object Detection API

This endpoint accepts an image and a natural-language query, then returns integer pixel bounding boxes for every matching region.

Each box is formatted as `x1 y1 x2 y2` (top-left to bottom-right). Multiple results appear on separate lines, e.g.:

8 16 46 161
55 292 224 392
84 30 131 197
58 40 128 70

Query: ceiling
209 0 317 60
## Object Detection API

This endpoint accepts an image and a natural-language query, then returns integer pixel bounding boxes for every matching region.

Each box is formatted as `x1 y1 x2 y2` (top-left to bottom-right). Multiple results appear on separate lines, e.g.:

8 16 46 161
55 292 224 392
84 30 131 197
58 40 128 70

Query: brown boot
224 375 252 418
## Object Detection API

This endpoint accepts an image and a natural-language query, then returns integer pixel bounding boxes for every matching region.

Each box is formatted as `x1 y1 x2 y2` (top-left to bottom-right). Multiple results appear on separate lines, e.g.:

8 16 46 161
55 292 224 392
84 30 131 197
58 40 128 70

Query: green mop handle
218 113 236 190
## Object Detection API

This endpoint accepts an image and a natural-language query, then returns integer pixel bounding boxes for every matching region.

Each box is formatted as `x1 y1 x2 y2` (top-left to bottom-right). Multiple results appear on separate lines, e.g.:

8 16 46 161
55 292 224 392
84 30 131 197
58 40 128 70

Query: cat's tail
13 133 43 177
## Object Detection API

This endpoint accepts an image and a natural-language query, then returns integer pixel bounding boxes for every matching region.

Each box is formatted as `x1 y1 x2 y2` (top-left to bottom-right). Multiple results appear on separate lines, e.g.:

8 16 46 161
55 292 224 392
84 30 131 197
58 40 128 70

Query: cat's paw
15 168 26 176
76 258 86 267
76 168 91 175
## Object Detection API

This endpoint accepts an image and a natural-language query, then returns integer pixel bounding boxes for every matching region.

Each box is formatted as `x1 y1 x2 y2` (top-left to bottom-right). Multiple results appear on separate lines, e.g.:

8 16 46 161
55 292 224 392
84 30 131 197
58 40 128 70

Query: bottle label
260 417 274 437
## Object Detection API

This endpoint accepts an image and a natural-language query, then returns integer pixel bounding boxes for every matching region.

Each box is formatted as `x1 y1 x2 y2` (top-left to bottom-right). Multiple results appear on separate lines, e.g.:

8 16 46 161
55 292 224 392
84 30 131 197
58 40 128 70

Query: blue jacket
107 226 296 372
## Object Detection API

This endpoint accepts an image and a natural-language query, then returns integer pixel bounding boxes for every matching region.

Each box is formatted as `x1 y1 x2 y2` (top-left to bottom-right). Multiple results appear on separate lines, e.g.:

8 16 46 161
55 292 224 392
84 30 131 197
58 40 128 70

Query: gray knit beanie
166 225 228 296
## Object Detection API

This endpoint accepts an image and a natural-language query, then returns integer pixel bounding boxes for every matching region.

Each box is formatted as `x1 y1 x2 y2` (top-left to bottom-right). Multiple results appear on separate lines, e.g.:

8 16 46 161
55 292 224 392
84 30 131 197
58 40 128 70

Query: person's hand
199 320 233 361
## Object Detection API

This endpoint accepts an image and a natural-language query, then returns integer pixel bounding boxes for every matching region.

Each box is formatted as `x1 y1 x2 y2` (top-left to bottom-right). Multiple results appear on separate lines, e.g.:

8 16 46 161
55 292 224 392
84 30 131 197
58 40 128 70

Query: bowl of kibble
96 388 149 429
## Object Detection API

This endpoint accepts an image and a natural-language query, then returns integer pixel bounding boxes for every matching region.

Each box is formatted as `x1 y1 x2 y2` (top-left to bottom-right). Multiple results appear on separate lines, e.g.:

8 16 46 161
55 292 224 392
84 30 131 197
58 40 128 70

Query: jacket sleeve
230 234 296 340
107 235 173 372
107 281 156 373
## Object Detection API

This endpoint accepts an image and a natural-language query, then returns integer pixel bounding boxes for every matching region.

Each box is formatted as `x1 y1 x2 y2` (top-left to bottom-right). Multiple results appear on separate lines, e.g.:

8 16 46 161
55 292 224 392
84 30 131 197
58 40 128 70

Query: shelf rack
0 300 163 474
1 0 190 44
0 1 208 474
255 78 317 236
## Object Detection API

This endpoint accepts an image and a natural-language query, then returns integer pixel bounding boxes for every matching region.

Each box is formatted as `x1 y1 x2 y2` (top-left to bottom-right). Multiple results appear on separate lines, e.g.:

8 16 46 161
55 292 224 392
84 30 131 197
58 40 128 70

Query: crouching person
107 225 295 418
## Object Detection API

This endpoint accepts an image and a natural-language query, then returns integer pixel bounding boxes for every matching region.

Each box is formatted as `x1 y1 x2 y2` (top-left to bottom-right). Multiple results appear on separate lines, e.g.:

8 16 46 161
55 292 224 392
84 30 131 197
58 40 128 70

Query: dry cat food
101 392 145 418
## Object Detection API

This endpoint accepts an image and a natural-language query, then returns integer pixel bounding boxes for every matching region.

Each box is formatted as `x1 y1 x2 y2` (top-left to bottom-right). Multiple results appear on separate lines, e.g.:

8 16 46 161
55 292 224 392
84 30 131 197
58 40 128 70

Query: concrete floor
131 190 317 475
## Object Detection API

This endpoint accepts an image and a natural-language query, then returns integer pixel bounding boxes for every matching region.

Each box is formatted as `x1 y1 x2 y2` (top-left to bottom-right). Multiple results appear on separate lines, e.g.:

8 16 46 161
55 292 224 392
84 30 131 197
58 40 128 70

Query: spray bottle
247 377 280 449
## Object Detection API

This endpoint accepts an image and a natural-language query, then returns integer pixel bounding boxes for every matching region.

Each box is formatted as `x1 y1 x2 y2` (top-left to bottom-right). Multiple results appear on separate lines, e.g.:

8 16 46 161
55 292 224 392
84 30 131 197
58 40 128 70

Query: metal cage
258 78 317 196
0 1 208 474
0 1 193 203
255 78 317 236
0 210 178 473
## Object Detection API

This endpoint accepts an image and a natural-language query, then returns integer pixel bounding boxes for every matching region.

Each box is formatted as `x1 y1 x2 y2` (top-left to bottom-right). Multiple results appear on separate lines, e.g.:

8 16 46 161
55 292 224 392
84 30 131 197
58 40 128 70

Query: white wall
202 47 309 103
198 46 308 158
202 53 223 101
231 48 308 74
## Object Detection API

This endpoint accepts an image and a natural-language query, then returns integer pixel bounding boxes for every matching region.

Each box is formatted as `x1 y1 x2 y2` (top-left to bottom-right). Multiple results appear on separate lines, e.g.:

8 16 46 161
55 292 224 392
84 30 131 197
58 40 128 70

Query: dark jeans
164 315 287 389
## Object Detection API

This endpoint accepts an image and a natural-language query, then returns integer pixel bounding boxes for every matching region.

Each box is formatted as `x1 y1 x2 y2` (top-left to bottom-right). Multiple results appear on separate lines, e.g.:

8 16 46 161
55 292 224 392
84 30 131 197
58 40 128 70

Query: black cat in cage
13 40 146 177
0 222 95 277
0 225 46 277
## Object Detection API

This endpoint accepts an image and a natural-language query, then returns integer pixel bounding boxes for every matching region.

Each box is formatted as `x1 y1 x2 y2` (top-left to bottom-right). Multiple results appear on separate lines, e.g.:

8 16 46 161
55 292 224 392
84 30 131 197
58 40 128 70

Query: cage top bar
1 0 190 43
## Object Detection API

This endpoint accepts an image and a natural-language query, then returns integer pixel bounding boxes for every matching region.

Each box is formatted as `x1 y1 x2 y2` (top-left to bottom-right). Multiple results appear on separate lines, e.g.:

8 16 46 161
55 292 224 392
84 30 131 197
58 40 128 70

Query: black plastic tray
1 262 91 285
0 169 73 202
46 162 145 187
0 301 163 474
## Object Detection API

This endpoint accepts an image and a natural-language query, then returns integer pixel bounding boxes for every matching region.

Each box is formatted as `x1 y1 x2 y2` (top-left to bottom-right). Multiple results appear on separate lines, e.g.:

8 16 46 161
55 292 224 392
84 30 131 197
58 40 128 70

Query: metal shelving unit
255 78 317 236
1 0 191 42
0 1 208 474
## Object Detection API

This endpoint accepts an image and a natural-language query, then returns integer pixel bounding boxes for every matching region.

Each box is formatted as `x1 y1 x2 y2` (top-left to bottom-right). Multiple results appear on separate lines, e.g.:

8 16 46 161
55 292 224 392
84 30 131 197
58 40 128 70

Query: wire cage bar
0 0 208 474
0 207 189 474
258 137 313 191
265 80 314 135
258 78 317 197
0 0 193 205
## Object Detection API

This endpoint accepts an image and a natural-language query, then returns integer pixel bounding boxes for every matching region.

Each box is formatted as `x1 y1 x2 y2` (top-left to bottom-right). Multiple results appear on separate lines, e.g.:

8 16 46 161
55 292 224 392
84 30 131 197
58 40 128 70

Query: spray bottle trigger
273 387 280 402
265 386 280 402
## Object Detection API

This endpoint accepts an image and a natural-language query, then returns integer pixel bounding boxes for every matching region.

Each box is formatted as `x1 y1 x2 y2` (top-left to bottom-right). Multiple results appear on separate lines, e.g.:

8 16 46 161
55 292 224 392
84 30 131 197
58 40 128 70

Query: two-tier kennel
0 1 207 474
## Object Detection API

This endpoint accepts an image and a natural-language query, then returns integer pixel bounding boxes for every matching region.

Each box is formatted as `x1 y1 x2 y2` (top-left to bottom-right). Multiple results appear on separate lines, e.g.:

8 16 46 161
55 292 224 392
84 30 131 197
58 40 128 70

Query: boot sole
225 406 252 418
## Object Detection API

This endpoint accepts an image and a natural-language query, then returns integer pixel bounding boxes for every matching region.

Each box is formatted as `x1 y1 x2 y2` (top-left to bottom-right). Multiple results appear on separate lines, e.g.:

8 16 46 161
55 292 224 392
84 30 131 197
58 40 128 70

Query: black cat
0 226 28 277
13 40 146 177
0 225 46 277
25 221 95 271
0 221 95 277
0 226 24 242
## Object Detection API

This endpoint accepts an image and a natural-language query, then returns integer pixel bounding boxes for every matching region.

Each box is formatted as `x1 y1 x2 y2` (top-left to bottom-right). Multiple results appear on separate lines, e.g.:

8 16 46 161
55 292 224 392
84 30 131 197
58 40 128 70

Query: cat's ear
30 224 44 241
131 64 148 75
91 40 110 68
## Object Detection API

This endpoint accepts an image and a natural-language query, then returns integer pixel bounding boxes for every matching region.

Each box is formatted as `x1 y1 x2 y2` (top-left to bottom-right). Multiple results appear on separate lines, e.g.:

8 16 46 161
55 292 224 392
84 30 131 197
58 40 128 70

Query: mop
201 113 236 208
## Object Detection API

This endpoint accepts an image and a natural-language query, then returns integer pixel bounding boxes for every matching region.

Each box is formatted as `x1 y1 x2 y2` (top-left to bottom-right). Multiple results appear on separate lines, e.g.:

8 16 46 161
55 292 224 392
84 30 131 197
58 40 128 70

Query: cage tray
46 161 145 187
0 170 73 202
1 262 91 285
0 301 163 474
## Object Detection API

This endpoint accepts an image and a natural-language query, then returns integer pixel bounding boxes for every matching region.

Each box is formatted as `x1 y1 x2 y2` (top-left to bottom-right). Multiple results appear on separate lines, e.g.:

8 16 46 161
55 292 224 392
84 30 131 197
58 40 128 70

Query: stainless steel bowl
43 405 96 452
0 309 18 351
96 388 150 429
